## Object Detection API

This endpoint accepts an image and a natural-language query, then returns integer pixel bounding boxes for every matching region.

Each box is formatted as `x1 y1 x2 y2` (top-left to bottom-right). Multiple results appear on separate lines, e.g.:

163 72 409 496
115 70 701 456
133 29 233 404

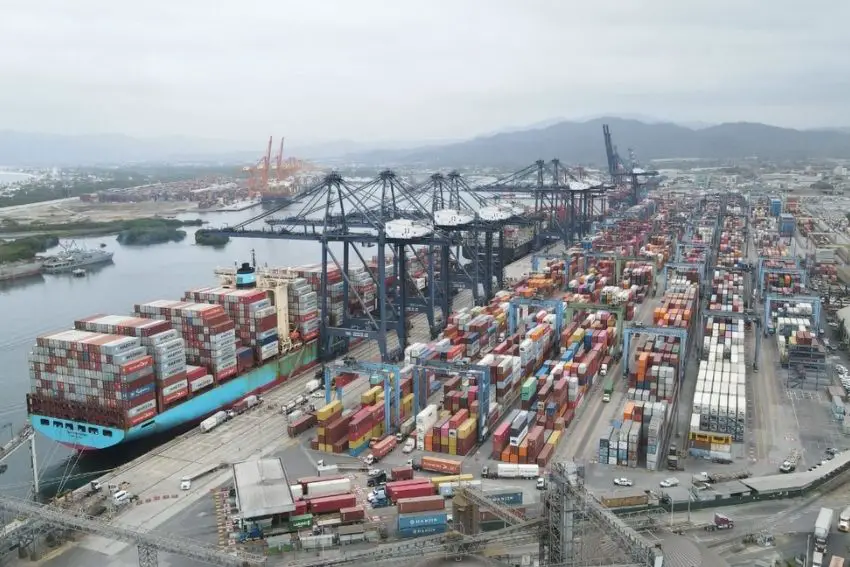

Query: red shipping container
340 506 365 523
537 443 554 467
308 494 357 515
396 495 445 514
390 466 414 481
388 483 435 502
384 479 432 494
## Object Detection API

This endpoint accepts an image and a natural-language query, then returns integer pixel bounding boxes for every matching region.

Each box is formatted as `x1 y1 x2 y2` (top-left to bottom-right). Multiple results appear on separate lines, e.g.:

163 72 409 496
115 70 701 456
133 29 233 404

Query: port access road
64 292 471 560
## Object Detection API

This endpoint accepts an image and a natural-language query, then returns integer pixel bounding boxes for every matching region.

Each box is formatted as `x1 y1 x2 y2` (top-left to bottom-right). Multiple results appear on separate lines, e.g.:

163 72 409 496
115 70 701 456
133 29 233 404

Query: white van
112 490 130 506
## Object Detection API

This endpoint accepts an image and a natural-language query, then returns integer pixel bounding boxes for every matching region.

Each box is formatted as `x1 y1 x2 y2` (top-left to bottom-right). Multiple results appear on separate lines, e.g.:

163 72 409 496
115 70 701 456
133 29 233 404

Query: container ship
27 262 322 451
461 225 536 264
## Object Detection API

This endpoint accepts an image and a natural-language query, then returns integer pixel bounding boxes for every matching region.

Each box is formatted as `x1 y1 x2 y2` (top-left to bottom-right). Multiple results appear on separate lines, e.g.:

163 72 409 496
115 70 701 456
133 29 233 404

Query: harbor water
0 206 358 497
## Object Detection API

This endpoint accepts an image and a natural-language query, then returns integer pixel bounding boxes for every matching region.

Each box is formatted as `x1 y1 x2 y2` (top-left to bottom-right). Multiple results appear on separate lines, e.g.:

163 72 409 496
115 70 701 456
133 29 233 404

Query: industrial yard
8 127 850 567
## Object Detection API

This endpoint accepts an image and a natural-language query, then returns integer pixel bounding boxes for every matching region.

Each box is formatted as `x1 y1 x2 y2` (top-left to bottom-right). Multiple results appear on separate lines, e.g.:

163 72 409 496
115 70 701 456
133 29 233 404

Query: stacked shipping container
182 287 279 363
28 330 158 428
133 301 238 383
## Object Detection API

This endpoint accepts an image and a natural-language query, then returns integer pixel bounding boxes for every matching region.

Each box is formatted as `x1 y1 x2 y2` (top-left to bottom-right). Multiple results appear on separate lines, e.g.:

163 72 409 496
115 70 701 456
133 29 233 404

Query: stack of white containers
347 267 376 315
142 330 187 382
287 278 320 340
691 314 747 452
567 376 580 405
645 403 668 471
415 404 438 450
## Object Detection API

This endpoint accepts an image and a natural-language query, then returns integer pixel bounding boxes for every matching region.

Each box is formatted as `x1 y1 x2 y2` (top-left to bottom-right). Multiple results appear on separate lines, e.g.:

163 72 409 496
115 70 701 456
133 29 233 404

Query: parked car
613 478 633 487
659 478 680 488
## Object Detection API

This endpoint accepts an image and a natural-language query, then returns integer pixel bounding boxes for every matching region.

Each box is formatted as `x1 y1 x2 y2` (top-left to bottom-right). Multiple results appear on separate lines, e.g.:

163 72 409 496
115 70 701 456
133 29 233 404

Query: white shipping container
306 478 351 498
128 399 156 418
190 374 215 392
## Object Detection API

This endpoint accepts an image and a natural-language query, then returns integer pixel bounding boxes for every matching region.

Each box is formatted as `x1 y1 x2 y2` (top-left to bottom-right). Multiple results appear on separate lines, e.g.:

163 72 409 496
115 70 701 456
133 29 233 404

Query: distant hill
346 118 850 167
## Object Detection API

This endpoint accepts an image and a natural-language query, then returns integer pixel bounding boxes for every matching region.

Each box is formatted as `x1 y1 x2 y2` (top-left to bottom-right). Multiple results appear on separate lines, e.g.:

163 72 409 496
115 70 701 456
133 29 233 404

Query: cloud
0 0 847 145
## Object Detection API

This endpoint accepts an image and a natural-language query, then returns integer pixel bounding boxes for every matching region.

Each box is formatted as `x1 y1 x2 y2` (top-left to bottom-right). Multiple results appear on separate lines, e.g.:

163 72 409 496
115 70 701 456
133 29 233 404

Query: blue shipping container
485 491 523 506
127 381 156 400
397 512 448 531
398 524 447 538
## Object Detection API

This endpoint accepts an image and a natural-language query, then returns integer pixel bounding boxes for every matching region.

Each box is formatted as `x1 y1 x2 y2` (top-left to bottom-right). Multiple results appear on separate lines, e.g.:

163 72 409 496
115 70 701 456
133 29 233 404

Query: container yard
32 164 850 567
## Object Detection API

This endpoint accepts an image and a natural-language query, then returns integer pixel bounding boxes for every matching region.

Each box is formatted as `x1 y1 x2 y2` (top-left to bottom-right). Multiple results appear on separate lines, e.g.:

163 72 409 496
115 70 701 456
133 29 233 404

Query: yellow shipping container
317 426 326 437
361 386 381 406
457 418 476 439
372 424 384 438
349 435 369 451
376 390 385 403
547 430 562 447
317 400 342 422
440 410 451 419
402 393 415 406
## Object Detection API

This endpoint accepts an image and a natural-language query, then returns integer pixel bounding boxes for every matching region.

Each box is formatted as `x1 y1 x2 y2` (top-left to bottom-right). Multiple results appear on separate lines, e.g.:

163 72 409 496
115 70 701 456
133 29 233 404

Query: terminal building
232 458 296 523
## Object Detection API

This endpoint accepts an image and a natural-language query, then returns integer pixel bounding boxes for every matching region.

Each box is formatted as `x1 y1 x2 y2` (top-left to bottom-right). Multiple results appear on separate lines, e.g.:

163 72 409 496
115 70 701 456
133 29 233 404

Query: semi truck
602 377 614 403
692 470 751 484
481 464 539 480
199 410 228 433
779 449 801 473
408 456 462 475
232 395 261 414
600 356 612 377
395 417 415 442
814 507 834 552
703 513 734 531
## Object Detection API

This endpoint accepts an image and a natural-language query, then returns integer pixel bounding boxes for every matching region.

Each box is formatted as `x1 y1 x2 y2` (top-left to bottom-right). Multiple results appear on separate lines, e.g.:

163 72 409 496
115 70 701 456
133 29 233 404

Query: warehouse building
232 457 296 522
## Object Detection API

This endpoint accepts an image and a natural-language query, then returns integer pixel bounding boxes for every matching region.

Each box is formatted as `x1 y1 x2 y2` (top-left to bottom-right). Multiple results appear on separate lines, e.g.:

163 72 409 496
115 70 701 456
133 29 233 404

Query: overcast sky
0 1 847 146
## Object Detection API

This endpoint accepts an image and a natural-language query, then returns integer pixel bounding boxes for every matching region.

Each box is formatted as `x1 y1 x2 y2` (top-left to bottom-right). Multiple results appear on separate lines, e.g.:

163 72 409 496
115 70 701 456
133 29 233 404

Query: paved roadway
52 291 472 563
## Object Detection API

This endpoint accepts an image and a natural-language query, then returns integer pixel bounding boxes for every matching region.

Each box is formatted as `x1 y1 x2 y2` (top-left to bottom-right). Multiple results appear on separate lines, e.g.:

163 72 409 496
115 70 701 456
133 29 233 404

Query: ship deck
72 290 474 558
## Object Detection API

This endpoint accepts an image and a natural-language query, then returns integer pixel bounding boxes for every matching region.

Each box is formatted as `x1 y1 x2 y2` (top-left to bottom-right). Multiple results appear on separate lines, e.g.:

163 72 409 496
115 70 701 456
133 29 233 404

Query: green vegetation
0 235 59 264
113 219 203 246
195 229 230 247
0 217 203 237
0 166 243 208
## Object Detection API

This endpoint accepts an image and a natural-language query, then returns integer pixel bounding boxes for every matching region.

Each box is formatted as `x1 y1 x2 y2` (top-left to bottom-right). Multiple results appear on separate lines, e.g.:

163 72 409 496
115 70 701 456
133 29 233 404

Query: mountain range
3 117 850 167
343 118 850 168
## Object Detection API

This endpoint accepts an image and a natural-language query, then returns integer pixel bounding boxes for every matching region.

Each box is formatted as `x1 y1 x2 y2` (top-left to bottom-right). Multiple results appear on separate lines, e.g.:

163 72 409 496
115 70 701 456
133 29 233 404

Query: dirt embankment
0 200 200 225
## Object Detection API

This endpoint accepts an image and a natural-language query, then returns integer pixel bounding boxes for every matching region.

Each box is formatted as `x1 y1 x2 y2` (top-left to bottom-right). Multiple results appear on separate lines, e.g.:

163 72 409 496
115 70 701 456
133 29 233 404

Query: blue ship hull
31 360 284 451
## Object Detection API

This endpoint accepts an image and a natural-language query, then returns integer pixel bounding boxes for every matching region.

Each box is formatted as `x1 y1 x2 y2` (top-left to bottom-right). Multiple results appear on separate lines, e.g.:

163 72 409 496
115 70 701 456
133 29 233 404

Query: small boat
72 268 86 277
99 243 107 248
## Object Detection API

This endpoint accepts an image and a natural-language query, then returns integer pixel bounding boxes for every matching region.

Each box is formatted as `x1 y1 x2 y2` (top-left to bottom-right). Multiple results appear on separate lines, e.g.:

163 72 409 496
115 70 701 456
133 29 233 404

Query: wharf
66 290 474 557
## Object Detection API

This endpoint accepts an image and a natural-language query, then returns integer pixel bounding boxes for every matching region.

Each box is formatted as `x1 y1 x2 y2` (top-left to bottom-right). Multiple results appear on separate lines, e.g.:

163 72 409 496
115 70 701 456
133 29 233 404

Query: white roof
385 219 433 240
232 458 295 520
632 168 647 175
568 181 590 191
434 209 475 227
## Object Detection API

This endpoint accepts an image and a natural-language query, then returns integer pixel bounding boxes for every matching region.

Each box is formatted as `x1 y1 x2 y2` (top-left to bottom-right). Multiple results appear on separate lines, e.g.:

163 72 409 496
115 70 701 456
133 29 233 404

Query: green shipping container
521 377 537 401
288 513 313 530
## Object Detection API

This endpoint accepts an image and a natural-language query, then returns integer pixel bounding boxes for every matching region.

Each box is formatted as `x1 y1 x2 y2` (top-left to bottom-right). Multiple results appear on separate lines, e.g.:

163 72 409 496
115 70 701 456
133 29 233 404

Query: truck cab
779 459 796 473
367 469 387 487
601 392 611 403
364 454 376 466
536 477 546 490
402 438 415 454
704 513 734 531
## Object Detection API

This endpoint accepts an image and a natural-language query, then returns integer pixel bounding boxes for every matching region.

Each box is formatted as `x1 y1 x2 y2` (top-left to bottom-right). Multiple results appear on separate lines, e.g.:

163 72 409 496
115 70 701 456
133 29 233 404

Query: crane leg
138 544 158 567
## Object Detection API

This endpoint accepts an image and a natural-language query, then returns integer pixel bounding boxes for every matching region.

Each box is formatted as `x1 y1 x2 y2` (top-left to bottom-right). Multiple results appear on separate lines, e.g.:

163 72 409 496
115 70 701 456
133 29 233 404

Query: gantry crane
0 495 265 567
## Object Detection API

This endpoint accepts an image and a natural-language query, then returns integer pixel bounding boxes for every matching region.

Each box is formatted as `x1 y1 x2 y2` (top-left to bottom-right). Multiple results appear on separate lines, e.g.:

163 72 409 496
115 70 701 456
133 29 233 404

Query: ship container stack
689 262 748 457
133 301 238 383
182 287 279 364
290 266 334 337
763 259 804 294
27 330 158 428
73 316 191 412
314 400 350 454
717 218 745 268
397 511 448 539
423 405 477 456
596 400 669 470
770 197 782 217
